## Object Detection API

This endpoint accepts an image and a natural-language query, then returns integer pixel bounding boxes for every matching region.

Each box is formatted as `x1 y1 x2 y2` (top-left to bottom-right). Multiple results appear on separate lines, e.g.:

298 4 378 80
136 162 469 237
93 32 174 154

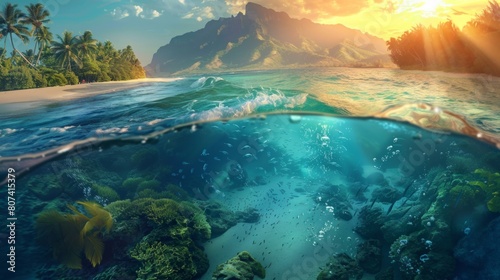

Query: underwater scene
1 110 500 280
0 66 499 280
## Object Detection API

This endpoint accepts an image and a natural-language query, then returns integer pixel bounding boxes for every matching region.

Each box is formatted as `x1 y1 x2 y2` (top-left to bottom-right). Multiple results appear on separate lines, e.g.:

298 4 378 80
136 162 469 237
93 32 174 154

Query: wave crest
190 76 225 88
375 103 500 148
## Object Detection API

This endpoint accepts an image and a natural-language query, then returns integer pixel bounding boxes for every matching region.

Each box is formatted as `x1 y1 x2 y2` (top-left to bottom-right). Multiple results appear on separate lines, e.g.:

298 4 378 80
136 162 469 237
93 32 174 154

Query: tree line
387 1 500 76
0 3 146 91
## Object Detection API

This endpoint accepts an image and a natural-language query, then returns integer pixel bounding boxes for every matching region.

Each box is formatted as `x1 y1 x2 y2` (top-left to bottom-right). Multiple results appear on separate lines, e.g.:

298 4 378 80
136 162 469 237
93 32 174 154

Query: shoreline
0 78 181 105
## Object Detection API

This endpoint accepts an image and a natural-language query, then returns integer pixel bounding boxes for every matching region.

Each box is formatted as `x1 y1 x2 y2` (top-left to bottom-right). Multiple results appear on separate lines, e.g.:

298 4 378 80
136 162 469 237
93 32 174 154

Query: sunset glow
395 0 449 18
5 0 492 64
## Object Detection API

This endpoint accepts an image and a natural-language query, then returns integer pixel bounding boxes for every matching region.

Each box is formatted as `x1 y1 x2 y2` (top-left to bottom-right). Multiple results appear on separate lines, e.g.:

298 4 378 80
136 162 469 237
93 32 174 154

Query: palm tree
0 32 6 60
75 30 97 59
34 25 52 65
120 45 135 62
22 49 35 64
51 31 82 71
23 3 50 63
0 3 34 67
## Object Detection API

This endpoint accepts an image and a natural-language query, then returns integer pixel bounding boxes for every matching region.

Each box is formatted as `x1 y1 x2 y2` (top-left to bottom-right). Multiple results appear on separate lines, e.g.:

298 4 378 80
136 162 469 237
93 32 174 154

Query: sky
5 0 490 65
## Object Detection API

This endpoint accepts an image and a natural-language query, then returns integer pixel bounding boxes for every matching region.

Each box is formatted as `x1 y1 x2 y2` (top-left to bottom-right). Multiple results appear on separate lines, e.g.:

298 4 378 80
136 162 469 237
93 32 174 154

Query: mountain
147 2 391 75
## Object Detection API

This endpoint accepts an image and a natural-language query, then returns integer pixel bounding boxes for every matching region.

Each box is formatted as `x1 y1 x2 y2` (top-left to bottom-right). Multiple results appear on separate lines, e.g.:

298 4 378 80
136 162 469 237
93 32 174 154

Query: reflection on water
1 114 499 279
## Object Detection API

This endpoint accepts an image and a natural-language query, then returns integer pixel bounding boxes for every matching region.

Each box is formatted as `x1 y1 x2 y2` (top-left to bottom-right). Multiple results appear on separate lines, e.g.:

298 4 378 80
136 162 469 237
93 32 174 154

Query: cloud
110 4 162 20
110 7 130 19
182 12 194 19
182 5 216 21
179 0 186 5
151 10 162 18
224 0 376 20
134 5 144 17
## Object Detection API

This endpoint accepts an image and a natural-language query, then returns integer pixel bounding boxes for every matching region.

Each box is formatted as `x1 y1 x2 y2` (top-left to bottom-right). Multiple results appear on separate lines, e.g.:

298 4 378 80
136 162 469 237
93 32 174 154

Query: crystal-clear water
1 68 500 279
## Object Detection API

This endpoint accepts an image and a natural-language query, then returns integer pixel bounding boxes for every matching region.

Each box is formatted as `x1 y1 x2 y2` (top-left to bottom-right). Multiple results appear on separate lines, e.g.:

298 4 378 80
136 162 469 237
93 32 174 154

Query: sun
396 0 449 18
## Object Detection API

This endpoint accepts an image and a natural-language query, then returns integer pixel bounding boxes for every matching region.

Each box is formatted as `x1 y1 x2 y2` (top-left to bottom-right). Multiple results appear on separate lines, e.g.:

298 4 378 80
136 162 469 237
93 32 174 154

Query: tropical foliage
0 2 145 91
387 1 500 76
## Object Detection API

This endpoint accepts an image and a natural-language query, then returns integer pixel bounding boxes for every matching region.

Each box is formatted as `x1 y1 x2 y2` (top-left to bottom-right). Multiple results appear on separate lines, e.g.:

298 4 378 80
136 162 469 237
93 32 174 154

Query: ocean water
1 68 500 280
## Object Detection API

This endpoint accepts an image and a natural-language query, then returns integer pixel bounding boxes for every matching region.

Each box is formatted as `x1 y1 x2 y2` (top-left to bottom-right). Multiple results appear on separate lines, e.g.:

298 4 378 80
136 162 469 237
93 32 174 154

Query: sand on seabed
0 77 181 104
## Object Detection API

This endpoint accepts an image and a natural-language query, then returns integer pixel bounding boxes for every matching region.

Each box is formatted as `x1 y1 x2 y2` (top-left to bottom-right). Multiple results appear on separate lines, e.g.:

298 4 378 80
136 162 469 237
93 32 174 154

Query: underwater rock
445 155 479 175
130 147 159 169
389 233 455 279
228 161 248 187
354 206 384 240
364 171 388 187
380 204 425 244
212 251 265 280
198 201 239 237
316 183 353 221
356 239 382 274
198 201 260 238
236 207 260 223
93 265 138 280
371 187 401 203
335 203 353 221
253 175 268 186
317 253 363 280
374 267 395 280
349 182 368 201
454 215 500 279
27 174 63 200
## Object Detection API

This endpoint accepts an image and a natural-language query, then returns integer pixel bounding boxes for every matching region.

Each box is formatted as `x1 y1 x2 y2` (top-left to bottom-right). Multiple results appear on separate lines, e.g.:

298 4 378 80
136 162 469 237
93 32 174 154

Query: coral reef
103 198 211 279
27 174 64 200
317 253 363 280
356 239 382 274
131 241 199 280
468 169 500 212
212 251 265 280
90 183 120 203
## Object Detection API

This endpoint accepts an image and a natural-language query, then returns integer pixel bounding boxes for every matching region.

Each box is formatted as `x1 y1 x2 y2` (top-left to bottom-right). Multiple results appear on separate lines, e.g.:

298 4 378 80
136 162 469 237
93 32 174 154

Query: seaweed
469 169 500 212
36 201 113 269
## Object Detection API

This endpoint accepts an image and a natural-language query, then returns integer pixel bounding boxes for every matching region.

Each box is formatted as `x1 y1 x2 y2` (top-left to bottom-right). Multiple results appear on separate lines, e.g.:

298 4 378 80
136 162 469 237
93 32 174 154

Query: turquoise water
1 68 499 157
1 68 500 279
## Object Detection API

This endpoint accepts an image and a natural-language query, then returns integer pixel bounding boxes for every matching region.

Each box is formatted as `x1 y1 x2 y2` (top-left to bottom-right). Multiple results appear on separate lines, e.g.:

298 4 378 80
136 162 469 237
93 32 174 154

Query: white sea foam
0 128 18 136
190 76 224 88
48 126 76 133
95 127 129 134
189 90 307 122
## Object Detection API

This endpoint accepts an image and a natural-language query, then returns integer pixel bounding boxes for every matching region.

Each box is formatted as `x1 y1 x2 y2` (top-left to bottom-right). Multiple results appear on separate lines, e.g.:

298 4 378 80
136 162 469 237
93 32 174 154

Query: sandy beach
0 77 181 104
